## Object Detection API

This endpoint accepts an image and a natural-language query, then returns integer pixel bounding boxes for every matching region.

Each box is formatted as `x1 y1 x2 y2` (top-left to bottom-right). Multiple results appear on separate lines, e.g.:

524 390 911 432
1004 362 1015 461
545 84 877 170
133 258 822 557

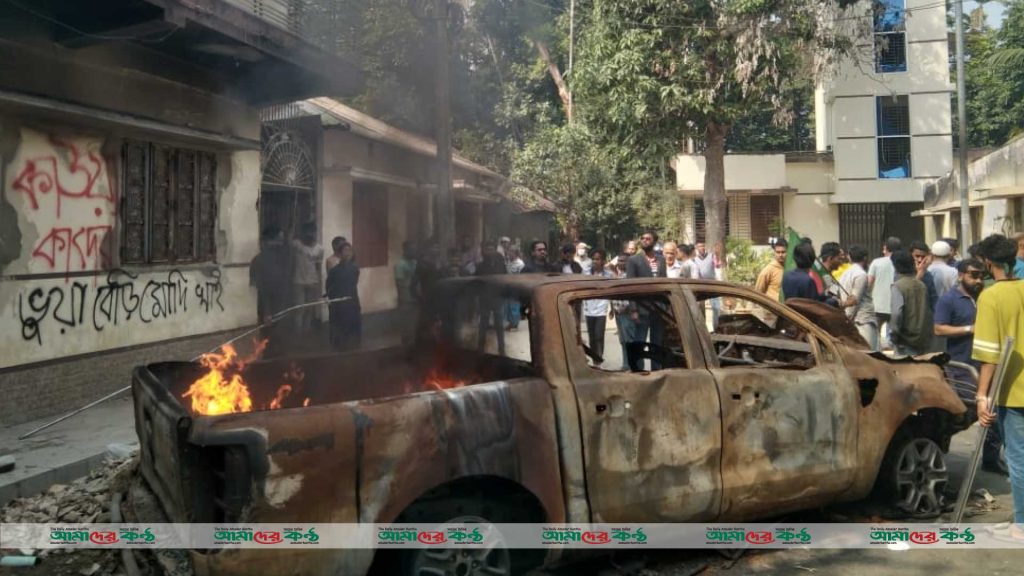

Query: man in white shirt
928 240 959 300
868 236 900 348
841 244 878 351
692 241 716 280
663 241 684 278
291 222 324 331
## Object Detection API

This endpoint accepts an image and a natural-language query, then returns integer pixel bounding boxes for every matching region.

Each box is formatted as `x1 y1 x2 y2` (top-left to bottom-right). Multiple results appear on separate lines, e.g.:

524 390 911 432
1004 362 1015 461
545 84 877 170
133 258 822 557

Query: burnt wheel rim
410 515 510 576
893 438 947 516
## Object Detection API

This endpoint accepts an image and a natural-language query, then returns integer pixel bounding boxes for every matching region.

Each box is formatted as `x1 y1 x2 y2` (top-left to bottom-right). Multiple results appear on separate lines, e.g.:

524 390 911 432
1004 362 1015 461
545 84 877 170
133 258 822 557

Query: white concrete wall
1 127 258 369
783 194 840 245
780 157 840 242
821 0 952 205
674 154 787 193
785 162 835 195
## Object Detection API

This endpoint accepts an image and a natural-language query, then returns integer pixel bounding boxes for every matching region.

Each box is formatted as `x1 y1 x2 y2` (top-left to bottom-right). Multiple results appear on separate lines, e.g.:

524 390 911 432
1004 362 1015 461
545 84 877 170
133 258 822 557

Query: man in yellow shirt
755 239 788 302
973 234 1024 541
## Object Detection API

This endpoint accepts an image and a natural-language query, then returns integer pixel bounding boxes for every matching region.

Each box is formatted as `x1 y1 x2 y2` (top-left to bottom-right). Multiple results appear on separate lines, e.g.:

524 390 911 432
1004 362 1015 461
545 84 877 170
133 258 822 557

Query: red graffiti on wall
31 226 113 275
12 136 114 219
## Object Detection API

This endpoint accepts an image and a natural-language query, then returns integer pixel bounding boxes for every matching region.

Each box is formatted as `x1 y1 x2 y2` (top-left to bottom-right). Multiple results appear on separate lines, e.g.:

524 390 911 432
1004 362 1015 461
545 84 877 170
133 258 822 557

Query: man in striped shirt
973 234 1024 542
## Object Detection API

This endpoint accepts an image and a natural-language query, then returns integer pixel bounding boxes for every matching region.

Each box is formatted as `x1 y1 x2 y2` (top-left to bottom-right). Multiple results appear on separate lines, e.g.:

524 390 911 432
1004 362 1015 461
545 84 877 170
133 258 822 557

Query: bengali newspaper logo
541 526 583 545
119 527 156 545
868 527 909 544
283 527 320 546
254 530 283 545
610 527 647 545
49 527 91 545
378 526 418 546
774 527 812 545
445 527 485 546
213 527 255 545
705 527 745 545
909 531 939 545
938 527 975 545
581 530 611 545
745 530 774 545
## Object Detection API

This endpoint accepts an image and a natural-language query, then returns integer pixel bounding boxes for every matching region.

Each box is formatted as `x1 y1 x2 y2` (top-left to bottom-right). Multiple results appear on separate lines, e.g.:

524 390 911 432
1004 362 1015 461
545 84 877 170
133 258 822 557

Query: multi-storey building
674 0 952 249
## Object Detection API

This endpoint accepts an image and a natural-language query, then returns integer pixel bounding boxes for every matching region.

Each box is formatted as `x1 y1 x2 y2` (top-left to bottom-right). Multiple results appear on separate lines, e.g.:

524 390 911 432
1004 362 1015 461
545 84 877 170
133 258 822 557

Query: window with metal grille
352 182 389 268
121 141 217 264
750 195 782 245
874 0 907 73
694 199 730 242
876 95 911 179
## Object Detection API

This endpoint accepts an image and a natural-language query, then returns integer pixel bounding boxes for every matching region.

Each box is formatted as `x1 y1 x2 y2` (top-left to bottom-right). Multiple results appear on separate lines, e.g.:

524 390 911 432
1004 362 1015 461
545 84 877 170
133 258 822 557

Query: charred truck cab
129 276 968 576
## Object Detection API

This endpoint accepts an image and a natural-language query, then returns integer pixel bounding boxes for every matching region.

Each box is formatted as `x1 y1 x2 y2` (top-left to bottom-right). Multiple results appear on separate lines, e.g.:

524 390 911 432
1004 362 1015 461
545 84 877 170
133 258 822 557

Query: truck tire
376 497 539 576
877 433 949 518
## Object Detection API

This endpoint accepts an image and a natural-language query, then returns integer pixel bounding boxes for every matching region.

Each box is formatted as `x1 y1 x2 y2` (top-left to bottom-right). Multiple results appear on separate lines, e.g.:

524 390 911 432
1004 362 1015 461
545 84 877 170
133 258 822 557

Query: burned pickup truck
130 276 968 576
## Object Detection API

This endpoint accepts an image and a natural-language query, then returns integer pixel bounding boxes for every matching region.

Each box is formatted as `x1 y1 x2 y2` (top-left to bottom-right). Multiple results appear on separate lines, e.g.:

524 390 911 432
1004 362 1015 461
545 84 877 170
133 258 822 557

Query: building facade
675 0 951 249
259 98 544 321
0 0 359 425
921 137 1024 244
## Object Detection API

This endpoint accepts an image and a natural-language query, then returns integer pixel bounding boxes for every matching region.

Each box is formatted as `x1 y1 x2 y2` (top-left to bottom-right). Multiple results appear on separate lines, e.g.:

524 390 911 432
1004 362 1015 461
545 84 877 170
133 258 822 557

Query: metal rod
952 336 1014 524
17 298 351 440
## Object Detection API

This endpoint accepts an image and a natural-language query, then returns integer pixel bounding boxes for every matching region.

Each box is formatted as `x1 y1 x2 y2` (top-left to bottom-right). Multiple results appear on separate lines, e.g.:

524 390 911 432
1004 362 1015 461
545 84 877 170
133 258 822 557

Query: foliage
724 236 771 287
509 121 628 240
573 0 854 264
959 0 1024 146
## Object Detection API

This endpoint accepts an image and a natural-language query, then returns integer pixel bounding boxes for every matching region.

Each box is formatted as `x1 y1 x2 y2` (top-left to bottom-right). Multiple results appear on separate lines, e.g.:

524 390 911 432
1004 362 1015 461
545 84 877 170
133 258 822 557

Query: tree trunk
534 40 572 120
703 121 730 278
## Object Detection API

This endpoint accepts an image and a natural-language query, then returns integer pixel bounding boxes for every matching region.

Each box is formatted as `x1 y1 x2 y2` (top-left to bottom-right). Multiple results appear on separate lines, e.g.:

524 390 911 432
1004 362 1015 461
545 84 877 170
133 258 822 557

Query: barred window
874 0 907 73
121 141 217 264
876 96 911 179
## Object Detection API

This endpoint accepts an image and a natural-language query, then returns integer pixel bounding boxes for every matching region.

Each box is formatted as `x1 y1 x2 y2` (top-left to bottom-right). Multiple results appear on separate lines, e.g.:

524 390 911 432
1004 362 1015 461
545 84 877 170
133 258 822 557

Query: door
564 285 722 522
688 288 859 520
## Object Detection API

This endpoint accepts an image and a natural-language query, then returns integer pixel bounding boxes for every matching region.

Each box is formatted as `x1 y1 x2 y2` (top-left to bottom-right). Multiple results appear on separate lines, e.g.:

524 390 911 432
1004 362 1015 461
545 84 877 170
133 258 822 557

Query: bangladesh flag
781 228 829 299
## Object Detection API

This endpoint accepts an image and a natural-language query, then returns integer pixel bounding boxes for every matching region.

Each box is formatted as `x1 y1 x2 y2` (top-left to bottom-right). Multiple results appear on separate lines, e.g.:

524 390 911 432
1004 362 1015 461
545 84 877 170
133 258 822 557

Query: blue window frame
877 95 911 179
874 0 907 73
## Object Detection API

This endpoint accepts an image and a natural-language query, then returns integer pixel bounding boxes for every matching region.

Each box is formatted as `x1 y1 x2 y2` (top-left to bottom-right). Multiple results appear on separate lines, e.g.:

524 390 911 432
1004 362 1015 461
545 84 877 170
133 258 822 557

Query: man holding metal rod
972 234 1024 542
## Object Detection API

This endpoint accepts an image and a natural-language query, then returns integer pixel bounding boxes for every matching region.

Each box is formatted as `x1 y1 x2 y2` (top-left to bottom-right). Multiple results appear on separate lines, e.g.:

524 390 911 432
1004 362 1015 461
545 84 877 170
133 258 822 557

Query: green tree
961 0 1024 146
509 122 631 241
574 0 855 273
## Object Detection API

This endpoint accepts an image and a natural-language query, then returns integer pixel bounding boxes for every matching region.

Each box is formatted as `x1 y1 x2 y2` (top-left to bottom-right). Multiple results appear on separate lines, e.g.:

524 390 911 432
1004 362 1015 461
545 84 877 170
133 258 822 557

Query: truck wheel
879 435 949 517
404 514 511 576
375 497 539 576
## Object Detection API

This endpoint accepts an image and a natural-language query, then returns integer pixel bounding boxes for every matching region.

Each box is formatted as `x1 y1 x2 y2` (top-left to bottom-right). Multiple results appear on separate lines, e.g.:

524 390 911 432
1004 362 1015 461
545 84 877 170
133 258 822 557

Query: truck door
563 285 722 522
687 288 859 520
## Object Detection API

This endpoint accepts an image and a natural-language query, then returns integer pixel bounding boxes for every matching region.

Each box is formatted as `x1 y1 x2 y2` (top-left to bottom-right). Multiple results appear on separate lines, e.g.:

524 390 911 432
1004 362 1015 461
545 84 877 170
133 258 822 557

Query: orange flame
183 339 309 415
423 367 468 392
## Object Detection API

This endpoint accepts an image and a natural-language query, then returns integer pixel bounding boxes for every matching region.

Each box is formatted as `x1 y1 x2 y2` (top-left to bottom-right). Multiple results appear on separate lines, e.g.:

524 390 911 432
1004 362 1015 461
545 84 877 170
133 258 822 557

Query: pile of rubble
0 456 146 576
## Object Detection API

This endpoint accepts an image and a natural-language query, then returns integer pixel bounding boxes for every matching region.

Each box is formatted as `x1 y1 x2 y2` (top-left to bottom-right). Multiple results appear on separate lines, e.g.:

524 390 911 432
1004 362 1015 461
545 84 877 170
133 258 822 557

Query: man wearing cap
929 240 959 300
575 241 593 274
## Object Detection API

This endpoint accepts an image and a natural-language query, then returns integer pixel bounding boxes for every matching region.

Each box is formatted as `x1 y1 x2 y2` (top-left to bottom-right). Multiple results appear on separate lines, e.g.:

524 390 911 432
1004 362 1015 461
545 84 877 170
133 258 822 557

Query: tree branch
534 39 572 120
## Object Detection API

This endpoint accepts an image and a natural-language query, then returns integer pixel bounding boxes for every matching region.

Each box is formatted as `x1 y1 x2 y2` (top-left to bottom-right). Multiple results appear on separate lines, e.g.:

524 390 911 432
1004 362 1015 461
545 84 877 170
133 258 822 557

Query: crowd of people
251 223 1024 539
